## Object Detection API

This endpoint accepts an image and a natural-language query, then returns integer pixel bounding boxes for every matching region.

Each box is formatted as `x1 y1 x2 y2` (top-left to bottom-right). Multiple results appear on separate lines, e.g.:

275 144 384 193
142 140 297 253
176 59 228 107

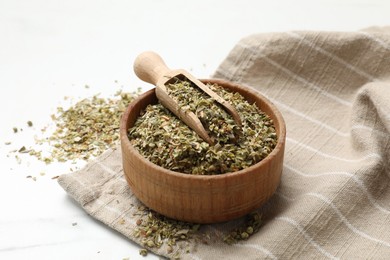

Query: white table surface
1 0 390 259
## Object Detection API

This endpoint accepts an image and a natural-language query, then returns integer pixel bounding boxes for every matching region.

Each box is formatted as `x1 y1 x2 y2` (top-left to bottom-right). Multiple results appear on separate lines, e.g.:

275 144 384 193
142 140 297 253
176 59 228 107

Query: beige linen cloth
59 28 390 259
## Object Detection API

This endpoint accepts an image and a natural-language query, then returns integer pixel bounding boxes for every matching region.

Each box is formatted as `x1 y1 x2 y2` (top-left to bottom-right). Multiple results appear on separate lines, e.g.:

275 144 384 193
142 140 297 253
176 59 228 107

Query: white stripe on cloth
275 216 340 260
307 192 390 249
96 160 121 176
286 31 376 81
269 98 350 137
276 192 390 249
284 164 390 214
234 42 352 107
217 70 389 141
286 137 383 162
258 55 352 107
233 243 278 260
67 173 137 225
357 31 390 51
65 172 100 201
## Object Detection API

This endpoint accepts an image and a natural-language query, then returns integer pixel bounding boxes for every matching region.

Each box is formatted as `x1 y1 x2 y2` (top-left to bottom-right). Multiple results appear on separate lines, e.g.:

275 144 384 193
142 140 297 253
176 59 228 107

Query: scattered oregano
133 205 263 257
29 90 136 163
134 205 200 257
133 205 262 258
222 212 262 244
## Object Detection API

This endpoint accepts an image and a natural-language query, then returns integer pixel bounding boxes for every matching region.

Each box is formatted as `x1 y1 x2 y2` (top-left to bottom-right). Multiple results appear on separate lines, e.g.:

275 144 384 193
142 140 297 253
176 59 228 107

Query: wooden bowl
120 79 286 224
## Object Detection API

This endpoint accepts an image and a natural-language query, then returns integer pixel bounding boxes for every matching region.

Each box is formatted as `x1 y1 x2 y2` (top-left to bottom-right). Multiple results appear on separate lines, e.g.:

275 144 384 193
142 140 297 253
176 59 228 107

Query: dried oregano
133 206 262 257
134 205 200 257
30 90 137 163
223 212 262 244
128 80 277 175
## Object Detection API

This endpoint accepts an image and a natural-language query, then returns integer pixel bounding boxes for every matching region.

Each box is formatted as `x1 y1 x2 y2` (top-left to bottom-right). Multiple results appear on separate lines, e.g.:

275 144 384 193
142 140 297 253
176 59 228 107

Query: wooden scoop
133 51 241 145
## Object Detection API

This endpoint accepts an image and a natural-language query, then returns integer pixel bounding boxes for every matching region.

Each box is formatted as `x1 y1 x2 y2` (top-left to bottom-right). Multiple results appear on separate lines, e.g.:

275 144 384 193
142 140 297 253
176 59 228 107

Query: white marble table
1 0 390 259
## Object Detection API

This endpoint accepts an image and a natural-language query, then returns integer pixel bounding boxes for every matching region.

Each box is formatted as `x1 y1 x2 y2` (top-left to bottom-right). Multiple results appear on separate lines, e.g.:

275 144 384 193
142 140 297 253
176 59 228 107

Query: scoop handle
133 51 171 85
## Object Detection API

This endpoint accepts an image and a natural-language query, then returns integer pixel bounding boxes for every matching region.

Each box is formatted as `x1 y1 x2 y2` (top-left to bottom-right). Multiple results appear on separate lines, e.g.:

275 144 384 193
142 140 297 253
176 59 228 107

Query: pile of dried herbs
133 205 263 257
128 80 277 175
134 205 200 257
30 90 136 163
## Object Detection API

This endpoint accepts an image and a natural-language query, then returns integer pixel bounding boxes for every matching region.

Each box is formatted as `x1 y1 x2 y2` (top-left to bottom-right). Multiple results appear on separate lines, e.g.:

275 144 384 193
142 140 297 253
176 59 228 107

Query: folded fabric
59 28 390 259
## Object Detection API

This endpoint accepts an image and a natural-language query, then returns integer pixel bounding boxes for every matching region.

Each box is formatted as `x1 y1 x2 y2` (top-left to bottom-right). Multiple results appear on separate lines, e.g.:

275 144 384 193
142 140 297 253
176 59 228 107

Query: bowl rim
120 78 286 181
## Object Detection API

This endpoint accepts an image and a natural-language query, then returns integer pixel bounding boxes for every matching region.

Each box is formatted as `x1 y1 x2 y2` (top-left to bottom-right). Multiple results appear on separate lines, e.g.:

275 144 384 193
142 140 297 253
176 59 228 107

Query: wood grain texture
120 79 286 223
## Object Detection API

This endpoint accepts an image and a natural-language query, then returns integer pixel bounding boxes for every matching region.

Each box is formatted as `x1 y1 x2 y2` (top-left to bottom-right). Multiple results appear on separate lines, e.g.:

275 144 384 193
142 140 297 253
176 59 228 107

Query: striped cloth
59 28 390 259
